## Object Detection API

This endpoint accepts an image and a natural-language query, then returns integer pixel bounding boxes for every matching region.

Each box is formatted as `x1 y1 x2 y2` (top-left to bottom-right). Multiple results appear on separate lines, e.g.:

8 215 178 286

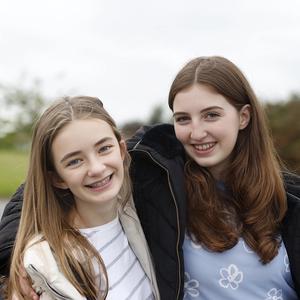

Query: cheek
115 160 125 183
217 126 240 148
211 124 228 138
120 161 125 177
61 168 83 184
111 154 125 174
174 126 189 143
213 117 240 138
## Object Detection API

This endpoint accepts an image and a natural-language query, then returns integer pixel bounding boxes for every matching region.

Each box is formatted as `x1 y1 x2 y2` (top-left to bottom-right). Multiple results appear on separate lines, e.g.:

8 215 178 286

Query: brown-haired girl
128 56 300 299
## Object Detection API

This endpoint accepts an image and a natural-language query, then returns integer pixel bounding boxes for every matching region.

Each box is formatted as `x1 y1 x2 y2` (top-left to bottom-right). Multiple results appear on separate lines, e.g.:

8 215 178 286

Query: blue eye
205 112 220 120
66 158 82 167
98 145 113 153
175 116 190 123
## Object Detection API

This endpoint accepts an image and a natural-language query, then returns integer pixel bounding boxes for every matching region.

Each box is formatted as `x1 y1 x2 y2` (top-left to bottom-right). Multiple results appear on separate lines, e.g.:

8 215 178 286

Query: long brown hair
169 56 287 263
8 96 132 299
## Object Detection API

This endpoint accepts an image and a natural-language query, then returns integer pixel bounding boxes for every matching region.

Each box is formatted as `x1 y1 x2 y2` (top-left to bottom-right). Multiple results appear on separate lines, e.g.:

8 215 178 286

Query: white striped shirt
80 217 154 300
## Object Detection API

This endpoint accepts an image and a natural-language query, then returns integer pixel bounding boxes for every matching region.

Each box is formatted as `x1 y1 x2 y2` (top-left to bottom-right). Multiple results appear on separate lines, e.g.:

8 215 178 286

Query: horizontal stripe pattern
80 216 154 299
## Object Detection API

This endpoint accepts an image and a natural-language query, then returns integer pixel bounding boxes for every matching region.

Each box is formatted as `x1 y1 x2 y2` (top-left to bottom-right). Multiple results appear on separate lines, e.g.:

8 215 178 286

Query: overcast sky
0 0 300 124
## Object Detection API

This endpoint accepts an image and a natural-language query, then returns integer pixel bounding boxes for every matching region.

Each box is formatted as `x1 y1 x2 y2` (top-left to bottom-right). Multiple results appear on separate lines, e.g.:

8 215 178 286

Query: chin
192 159 215 168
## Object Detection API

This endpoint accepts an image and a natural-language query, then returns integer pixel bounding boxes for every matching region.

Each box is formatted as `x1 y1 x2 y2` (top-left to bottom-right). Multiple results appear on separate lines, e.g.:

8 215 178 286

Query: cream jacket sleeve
23 235 86 300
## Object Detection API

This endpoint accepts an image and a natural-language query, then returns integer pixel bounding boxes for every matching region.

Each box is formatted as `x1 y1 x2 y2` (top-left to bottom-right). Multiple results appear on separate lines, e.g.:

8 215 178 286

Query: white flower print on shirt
190 240 202 249
239 240 254 253
187 234 202 249
219 264 243 290
284 253 290 272
265 288 283 300
184 272 199 298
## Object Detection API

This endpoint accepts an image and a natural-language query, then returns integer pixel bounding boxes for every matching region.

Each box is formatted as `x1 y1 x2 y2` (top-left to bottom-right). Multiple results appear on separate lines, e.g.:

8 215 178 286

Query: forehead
58 118 114 138
52 118 116 155
173 84 231 112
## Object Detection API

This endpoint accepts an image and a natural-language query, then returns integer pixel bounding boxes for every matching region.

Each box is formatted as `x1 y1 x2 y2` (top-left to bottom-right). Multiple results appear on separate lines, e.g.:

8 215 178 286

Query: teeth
194 142 215 151
87 176 111 188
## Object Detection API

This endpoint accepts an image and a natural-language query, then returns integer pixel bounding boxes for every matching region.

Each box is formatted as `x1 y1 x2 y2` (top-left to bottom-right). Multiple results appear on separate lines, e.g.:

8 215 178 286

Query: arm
0 184 41 299
0 184 24 276
23 238 86 300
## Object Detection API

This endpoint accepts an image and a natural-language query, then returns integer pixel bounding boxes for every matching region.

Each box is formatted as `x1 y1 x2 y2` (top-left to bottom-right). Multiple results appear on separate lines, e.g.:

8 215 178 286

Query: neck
71 198 118 228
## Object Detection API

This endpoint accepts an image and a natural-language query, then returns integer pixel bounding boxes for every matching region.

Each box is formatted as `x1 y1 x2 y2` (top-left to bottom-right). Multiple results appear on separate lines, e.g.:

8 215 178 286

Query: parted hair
8 96 132 299
169 56 287 263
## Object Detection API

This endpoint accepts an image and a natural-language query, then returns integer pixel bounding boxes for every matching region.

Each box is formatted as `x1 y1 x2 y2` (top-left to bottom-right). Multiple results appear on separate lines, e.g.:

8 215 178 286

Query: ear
239 104 251 130
119 140 127 161
48 171 69 189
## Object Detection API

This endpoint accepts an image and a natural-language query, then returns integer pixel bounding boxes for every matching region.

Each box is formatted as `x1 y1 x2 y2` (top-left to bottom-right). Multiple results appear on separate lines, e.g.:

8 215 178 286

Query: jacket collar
127 123 185 160
119 199 160 299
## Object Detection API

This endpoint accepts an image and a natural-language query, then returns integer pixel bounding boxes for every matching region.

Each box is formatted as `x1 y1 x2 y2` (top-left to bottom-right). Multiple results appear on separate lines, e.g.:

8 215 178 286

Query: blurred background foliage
0 81 299 197
265 94 300 175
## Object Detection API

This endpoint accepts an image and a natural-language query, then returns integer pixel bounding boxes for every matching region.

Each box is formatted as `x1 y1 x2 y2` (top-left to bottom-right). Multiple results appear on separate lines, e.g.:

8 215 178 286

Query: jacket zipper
27 264 74 300
129 148 182 300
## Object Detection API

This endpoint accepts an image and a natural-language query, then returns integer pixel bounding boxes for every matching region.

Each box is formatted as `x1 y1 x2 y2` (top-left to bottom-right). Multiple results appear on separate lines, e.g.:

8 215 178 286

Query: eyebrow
60 137 114 163
173 106 223 117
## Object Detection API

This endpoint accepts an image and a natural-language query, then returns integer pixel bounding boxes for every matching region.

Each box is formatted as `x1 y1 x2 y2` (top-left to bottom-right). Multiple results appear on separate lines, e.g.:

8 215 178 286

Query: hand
19 266 39 300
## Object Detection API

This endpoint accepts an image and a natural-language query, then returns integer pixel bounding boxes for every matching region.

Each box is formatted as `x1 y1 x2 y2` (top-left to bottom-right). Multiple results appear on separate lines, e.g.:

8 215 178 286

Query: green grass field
0 150 29 198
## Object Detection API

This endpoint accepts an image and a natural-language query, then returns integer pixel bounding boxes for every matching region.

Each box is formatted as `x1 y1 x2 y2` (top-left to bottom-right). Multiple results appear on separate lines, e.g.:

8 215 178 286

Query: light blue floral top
183 234 297 299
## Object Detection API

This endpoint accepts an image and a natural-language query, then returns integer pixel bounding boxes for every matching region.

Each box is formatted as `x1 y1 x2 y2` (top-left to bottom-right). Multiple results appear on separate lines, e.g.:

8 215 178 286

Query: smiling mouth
193 142 216 151
85 174 113 189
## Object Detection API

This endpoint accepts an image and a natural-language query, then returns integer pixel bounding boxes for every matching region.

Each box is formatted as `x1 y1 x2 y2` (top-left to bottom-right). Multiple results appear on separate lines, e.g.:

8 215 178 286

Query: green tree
147 103 172 125
121 103 171 139
147 104 164 125
0 79 47 149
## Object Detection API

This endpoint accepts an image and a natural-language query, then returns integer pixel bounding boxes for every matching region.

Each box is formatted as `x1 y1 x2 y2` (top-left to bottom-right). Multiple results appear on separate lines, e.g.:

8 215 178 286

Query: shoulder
284 172 300 206
0 184 24 237
23 235 56 270
0 185 24 275
23 235 66 291
24 235 86 300
282 172 300 223
0 184 24 248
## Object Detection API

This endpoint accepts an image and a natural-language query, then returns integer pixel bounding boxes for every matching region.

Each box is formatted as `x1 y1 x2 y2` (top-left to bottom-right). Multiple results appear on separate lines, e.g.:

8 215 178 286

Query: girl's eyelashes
174 115 190 123
174 111 221 123
98 144 113 153
204 111 221 120
64 144 114 167
66 158 82 167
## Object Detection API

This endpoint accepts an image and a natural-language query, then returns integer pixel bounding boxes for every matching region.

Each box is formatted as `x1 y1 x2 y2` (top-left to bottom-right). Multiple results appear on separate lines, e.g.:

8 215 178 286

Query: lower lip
86 175 113 192
192 144 216 156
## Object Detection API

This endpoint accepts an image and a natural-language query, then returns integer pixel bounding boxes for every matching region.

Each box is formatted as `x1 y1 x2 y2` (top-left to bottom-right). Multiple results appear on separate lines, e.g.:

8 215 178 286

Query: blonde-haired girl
7 96 159 300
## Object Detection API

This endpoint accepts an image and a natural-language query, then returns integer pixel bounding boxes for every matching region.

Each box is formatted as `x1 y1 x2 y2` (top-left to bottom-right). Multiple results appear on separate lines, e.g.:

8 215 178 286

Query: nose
190 122 207 140
87 156 106 177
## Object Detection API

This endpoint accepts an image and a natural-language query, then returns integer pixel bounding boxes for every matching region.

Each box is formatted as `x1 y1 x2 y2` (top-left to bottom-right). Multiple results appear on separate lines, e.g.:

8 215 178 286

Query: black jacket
1 123 300 300
0 185 23 276
128 124 187 300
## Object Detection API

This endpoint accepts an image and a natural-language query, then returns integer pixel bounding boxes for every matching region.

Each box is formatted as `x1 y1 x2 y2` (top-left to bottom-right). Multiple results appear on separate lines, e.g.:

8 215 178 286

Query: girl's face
51 118 125 226
173 84 250 179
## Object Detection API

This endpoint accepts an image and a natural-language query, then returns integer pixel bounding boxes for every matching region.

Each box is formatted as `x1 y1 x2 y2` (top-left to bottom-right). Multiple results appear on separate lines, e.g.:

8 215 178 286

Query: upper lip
191 141 216 146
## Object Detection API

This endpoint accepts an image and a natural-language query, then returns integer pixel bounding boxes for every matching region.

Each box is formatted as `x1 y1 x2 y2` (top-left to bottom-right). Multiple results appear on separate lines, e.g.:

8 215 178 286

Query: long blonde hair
8 96 132 299
169 56 287 263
